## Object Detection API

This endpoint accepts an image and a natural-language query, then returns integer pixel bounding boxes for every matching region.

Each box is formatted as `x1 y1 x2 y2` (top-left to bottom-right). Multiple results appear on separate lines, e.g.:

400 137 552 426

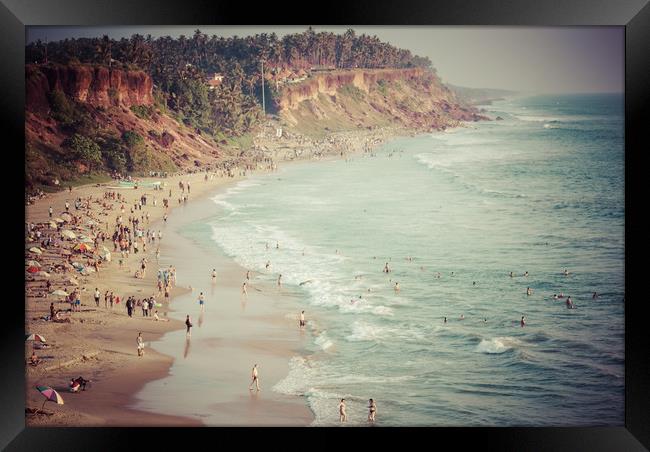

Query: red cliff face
26 64 153 112
278 68 452 111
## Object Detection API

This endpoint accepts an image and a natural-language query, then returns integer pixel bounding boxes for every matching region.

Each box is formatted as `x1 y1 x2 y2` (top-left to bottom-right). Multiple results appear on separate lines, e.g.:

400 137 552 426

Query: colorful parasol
26 333 47 342
35 385 64 411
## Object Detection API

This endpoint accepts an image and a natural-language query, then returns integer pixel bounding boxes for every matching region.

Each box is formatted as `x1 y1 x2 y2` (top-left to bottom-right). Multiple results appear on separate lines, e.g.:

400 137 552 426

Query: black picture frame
5 0 648 449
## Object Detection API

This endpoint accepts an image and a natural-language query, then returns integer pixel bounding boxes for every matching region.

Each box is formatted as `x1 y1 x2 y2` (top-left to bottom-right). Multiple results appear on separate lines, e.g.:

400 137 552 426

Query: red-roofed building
206 73 224 89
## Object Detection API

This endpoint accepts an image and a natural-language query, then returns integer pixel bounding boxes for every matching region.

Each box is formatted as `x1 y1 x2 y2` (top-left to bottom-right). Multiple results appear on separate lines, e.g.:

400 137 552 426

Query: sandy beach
25 168 246 426
24 125 400 426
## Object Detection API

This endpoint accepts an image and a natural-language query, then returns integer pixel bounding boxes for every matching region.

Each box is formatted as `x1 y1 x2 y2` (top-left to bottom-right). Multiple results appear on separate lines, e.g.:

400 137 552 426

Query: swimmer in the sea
527 287 532 296
394 282 400 293
521 316 526 327
443 317 447 323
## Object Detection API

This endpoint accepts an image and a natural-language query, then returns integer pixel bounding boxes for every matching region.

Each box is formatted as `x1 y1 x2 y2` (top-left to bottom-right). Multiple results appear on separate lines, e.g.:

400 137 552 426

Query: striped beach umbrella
26 266 40 273
26 333 47 342
26 260 41 267
29 247 43 255
35 386 64 411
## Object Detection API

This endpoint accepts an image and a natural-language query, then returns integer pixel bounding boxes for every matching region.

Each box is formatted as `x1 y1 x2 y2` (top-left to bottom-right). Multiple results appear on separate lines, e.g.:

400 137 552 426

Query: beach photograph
23 26 624 427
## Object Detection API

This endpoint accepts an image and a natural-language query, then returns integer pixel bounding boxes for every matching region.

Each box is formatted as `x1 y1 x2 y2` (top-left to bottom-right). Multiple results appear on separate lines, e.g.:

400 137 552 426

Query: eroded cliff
276 68 486 135
26 64 153 113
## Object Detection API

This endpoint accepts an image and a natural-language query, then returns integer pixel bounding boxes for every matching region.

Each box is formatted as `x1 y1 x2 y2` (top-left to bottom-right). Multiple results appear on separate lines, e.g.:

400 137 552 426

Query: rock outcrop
26 64 153 113
276 68 487 133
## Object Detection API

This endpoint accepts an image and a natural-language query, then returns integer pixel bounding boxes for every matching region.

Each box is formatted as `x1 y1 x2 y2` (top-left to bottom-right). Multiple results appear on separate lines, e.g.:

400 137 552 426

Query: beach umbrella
66 277 79 286
38 271 51 278
73 243 87 252
79 236 94 244
26 333 46 343
60 230 76 240
29 247 43 255
35 386 64 412
26 266 40 273
53 217 64 224
50 289 69 297
48 220 58 228
60 212 72 219
26 260 41 267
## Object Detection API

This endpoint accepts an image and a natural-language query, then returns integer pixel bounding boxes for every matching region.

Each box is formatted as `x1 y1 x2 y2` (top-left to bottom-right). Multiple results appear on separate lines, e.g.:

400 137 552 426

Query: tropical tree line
26 28 433 137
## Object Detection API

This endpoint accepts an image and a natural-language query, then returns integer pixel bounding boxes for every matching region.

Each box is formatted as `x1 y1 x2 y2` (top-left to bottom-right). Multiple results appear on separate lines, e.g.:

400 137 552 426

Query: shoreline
24 123 435 426
25 169 244 426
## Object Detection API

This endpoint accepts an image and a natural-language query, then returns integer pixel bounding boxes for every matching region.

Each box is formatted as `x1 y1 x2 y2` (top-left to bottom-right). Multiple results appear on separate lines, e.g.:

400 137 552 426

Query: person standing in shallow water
339 399 347 422
249 364 260 391
185 315 193 337
368 399 377 423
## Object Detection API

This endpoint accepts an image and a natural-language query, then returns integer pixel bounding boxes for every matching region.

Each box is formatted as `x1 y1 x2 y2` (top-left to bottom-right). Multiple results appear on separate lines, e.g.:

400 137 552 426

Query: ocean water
208 94 625 426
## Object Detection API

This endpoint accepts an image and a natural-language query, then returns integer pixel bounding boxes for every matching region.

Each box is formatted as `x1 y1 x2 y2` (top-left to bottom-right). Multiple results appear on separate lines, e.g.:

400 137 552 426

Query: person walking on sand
109 291 114 309
249 364 260 391
339 399 347 422
299 310 306 328
368 399 377 423
49 206 53 218
242 282 248 297
185 315 193 337
198 292 205 310
246 270 250 281
212 269 217 284
277 274 282 288
137 332 144 357
94 288 100 307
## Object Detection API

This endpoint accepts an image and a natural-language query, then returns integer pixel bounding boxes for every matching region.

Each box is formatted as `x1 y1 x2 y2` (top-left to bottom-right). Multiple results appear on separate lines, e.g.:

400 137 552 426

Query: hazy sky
27 26 624 93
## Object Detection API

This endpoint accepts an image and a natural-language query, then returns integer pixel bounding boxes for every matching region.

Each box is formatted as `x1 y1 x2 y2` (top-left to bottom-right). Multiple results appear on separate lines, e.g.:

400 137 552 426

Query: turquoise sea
183 93 625 426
